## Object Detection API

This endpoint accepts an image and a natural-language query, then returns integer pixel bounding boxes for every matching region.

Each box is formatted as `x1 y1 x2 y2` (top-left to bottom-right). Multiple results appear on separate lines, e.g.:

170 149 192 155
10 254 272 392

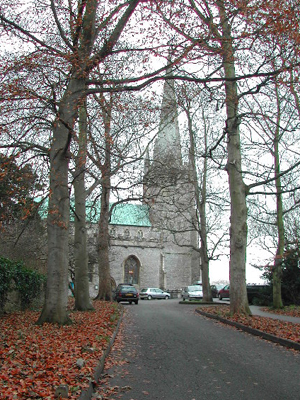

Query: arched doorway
124 255 140 284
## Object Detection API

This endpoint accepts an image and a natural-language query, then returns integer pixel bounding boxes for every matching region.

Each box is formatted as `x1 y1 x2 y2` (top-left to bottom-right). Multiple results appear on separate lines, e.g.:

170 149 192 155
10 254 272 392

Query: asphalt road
96 299 300 400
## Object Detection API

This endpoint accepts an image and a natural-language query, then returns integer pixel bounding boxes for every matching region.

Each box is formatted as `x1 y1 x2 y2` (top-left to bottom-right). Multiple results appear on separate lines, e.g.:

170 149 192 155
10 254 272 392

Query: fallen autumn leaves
1 302 300 400
198 305 300 344
0 300 121 400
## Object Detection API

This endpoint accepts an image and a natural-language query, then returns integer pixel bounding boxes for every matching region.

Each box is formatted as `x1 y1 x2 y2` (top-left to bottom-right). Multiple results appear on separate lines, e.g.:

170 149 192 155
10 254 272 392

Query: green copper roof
110 203 151 227
86 202 151 226
36 199 151 227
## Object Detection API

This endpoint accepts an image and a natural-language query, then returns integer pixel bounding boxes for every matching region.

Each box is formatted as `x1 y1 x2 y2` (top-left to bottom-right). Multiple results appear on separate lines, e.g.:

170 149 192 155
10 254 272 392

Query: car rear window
121 286 136 292
189 285 202 291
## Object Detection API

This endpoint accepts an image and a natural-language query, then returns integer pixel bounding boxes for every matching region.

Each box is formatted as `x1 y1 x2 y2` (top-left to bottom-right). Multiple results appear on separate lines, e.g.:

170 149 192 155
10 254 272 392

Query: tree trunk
218 1 250 315
37 78 85 325
95 94 113 301
273 79 284 308
187 109 211 301
199 113 212 302
96 184 112 301
73 102 94 311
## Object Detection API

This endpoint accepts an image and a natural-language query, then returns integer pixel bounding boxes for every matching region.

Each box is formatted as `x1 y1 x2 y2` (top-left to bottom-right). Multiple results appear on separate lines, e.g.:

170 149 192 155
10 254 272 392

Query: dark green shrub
262 246 300 306
281 247 300 305
0 257 14 309
0 256 46 311
247 284 272 306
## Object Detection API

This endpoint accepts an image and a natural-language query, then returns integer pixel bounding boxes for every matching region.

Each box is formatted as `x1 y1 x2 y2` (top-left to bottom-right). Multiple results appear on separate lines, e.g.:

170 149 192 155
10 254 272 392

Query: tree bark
273 79 284 308
218 0 250 315
95 93 113 301
96 181 112 301
73 102 94 311
37 78 85 325
187 109 211 301
199 111 212 302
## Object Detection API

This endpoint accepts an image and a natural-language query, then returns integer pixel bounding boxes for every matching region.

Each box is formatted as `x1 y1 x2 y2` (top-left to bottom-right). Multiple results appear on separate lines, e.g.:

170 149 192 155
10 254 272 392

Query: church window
124 256 139 284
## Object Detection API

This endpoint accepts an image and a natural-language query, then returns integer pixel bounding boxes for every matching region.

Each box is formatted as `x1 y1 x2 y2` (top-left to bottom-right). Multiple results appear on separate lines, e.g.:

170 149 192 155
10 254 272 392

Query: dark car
115 284 139 304
210 284 223 298
112 283 133 300
218 285 230 300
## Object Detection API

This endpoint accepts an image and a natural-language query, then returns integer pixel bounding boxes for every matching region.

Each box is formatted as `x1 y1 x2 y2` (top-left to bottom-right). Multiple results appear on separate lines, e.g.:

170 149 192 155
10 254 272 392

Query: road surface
95 299 300 400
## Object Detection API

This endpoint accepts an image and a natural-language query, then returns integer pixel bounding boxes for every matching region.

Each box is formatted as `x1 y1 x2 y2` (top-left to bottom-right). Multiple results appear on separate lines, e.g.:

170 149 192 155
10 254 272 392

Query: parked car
218 285 230 300
115 284 139 304
140 288 171 300
193 281 202 285
113 283 134 301
210 284 223 298
182 285 203 301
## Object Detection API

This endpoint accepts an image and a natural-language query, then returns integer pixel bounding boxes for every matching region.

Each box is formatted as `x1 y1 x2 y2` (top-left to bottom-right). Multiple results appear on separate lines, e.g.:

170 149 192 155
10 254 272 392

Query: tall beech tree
155 0 251 313
0 0 145 324
177 83 230 302
217 0 250 314
241 66 300 308
72 101 94 311
85 85 159 301
93 92 113 301
39 0 141 325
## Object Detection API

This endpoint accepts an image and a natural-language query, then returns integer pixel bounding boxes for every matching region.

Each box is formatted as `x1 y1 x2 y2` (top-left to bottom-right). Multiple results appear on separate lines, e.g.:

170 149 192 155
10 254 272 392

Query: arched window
124 256 139 284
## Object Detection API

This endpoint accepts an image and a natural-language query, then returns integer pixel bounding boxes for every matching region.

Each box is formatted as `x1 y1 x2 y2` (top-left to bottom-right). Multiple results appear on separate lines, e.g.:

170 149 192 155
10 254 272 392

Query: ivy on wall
0 257 46 311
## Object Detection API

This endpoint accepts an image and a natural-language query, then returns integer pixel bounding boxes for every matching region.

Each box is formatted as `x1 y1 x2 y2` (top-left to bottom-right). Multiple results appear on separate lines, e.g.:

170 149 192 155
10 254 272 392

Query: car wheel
165 296 169 300
147 295 152 300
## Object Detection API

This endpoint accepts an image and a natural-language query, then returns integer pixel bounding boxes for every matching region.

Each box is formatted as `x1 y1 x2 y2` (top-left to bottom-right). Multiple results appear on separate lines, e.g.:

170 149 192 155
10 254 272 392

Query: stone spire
144 146 150 175
152 64 182 168
143 146 150 201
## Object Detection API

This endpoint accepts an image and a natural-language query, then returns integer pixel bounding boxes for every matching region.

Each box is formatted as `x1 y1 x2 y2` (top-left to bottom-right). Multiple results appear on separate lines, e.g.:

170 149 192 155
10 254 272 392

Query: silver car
182 285 203 301
140 288 171 300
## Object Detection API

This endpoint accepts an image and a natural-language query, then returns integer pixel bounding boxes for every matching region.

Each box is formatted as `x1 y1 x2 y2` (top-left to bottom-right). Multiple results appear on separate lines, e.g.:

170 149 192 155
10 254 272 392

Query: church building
87 72 201 297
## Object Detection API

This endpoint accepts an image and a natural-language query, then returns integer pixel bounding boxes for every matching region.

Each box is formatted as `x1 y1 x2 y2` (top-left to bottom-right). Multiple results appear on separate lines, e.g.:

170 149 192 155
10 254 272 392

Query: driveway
95 299 300 400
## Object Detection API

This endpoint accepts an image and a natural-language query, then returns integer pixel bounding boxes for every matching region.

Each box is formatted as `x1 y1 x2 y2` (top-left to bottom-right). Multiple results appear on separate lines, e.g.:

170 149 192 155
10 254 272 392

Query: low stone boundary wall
1 289 44 313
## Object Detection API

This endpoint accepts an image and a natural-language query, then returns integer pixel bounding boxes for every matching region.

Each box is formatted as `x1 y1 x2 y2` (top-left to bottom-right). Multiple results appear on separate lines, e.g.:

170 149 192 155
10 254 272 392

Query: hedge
0 256 46 311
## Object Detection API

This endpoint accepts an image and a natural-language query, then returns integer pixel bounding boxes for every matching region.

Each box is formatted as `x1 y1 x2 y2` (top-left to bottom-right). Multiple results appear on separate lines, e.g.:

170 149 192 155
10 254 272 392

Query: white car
182 285 203 301
140 288 171 300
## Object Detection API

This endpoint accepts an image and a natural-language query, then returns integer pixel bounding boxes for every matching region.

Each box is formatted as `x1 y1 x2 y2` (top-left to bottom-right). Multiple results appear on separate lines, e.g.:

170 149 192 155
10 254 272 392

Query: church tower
144 66 201 288
152 70 182 169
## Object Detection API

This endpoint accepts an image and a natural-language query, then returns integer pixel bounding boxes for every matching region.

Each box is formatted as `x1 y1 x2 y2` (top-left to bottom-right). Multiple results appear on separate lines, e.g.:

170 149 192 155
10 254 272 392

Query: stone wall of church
108 224 162 287
85 222 197 294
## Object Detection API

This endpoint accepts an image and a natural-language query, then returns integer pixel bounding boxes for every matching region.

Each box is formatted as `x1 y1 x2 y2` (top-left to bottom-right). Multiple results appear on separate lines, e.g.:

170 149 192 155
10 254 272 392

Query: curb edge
195 309 300 351
78 306 124 400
